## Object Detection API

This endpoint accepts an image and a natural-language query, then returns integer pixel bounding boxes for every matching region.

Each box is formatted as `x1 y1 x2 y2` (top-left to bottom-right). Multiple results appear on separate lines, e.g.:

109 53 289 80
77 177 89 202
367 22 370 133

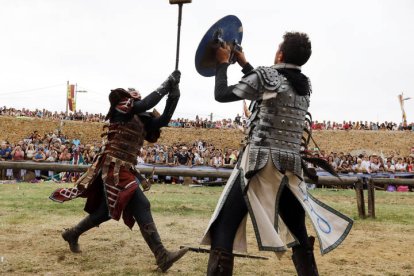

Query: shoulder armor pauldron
240 71 260 91
255 66 282 91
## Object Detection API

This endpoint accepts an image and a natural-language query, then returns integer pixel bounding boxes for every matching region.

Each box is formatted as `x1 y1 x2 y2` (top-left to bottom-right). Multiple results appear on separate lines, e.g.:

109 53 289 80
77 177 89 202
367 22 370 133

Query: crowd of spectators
0 130 102 182
307 149 414 174
2 105 414 131
311 120 414 131
0 130 240 183
168 116 238 129
0 106 104 122
1 128 414 189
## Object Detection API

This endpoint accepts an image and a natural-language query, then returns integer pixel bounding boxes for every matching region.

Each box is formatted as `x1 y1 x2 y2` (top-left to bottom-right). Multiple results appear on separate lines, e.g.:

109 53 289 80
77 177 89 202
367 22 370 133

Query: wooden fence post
355 179 366 219
367 179 376 218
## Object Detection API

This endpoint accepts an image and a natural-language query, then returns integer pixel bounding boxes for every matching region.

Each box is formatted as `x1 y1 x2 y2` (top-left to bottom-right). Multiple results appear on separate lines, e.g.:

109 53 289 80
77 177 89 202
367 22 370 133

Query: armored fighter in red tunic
50 70 188 273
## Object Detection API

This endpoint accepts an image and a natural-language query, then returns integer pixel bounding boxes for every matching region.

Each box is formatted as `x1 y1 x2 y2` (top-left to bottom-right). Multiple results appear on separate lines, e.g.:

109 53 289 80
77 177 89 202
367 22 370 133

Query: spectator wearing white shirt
369 156 381 173
395 158 407 172
353 158 371 174
384 160 395 173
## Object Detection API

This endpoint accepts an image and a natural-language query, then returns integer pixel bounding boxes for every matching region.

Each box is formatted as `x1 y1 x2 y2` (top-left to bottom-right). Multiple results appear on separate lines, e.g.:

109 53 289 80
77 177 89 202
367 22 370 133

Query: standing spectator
234 114 241 125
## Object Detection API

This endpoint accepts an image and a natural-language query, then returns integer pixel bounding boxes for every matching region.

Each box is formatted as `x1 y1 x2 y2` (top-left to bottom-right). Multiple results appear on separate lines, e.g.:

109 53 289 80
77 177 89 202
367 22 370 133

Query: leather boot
140 223 188 272
207 248 234 276
292 236 319 276
62 215 96 253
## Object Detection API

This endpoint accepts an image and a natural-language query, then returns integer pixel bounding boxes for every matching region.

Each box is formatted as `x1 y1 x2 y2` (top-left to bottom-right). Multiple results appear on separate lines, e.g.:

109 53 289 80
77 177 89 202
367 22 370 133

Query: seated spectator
0 142 12 161
166 150 177 166
211 151 223 168
11 145 25 161
369 156 381 173
327 156 338 171
33 148 46 162
25 144 36 160
176 147 190 166
192 148 204 166
395 158 407 172
155 151 166 164
146 150 156 164
59 148 72 163
203 149 211 165
338 161 351 173
223 151 234 168
353 158 371 174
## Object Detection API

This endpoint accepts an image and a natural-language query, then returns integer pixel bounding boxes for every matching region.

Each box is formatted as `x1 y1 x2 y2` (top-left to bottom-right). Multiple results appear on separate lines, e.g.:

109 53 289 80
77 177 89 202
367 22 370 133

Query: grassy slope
1 116 414 156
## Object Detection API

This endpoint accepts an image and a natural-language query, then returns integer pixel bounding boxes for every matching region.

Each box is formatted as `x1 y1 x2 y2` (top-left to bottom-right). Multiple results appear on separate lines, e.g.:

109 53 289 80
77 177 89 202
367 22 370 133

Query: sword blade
180 246 269 260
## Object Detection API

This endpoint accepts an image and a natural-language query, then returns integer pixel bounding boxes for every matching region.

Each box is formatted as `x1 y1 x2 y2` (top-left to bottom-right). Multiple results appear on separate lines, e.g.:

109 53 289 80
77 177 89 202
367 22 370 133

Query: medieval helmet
108 88 132 107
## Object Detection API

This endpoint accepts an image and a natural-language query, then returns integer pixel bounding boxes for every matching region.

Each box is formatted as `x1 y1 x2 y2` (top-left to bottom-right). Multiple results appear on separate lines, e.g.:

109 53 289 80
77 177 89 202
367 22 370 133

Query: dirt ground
2 216 414 276
0 184 414 276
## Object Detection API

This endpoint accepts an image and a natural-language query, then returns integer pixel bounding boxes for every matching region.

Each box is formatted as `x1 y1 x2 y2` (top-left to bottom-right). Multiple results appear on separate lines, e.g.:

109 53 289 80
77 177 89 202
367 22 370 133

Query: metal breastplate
102 115 146 165
246 78 309 177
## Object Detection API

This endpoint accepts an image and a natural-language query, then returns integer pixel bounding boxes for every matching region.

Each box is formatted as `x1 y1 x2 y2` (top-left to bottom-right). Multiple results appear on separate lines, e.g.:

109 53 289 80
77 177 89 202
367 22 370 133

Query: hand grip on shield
213 29 242 64
195 15 243 77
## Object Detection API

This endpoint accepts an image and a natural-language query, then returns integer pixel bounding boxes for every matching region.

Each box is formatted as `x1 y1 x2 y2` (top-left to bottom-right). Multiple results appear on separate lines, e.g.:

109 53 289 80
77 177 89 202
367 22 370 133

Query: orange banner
68 84 76 111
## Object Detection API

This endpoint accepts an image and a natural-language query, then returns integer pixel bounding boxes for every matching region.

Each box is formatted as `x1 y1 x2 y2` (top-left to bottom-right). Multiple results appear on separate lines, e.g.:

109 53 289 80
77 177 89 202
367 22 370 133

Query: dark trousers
87 186 154 228
210 175 310 252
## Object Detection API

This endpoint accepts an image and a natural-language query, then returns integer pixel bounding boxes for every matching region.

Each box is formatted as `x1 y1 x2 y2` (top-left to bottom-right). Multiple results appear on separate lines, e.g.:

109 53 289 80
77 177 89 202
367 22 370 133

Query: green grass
1 183 413 242
1 183 414 276
1 183 413 225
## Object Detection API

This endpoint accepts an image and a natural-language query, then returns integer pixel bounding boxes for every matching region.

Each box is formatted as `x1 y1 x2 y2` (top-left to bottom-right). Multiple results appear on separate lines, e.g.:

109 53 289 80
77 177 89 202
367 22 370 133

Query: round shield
195 15 243 77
